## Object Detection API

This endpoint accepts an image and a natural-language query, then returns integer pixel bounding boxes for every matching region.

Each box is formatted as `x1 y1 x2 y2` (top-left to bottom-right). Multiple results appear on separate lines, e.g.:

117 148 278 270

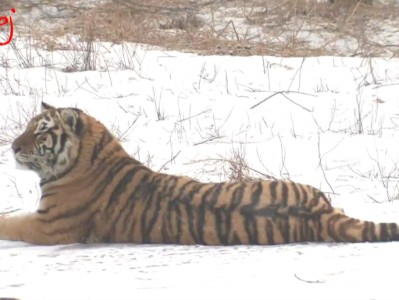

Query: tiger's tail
321 213 399 243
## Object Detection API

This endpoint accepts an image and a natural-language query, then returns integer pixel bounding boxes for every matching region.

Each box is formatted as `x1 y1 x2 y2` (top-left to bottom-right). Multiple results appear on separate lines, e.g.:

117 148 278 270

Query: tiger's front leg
0 213 76 245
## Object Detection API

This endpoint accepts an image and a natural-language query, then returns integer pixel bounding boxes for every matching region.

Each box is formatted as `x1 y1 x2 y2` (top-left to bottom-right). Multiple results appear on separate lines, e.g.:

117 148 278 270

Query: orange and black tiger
1 102 398 245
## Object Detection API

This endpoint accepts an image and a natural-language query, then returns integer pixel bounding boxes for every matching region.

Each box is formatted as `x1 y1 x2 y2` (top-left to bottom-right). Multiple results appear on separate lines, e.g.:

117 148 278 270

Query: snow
2 242 399 300
1 38 399 299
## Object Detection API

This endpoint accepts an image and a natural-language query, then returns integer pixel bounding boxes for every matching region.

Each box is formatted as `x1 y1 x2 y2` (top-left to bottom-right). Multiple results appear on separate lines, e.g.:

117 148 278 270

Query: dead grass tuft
11 0 399 57
225 146 255 183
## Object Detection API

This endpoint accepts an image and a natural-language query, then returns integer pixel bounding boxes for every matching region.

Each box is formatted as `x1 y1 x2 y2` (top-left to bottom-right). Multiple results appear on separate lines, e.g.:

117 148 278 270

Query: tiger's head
11 102 84 180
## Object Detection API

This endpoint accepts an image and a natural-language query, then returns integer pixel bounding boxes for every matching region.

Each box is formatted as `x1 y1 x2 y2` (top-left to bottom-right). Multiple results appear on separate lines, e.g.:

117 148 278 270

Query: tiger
1 101 398 245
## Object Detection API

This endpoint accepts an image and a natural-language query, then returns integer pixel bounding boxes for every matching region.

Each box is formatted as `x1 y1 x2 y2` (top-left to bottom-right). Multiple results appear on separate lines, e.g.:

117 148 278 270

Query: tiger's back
1 102 398 245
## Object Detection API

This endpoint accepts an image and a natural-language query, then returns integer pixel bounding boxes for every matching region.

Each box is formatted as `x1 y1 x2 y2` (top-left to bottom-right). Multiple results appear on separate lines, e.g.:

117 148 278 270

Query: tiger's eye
39 123 47 131
38 135 47 143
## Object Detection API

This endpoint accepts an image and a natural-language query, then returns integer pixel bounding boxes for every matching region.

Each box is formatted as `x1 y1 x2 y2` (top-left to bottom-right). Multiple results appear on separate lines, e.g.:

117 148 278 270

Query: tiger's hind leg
0 213 76 245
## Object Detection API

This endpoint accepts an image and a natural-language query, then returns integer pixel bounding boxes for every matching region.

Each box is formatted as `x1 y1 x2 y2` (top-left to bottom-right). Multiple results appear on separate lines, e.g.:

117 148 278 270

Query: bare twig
294 273 325 284
158 150 181 172
250 91 314 112
178 109 212 123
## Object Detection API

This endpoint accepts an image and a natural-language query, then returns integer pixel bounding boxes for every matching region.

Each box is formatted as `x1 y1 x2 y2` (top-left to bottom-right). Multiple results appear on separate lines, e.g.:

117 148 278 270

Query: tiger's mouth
14 157 32 171
14 153 41 171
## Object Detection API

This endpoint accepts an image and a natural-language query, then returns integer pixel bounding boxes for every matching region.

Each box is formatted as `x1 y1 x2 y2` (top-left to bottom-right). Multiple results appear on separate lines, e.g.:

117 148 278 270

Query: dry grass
10 0 399 57
205 145 276 183
225 145 255 182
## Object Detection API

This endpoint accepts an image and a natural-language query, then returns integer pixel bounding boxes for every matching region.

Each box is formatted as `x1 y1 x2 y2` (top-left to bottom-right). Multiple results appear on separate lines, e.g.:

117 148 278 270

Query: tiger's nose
12 130 34 155
11 141 22 154
11 136 27 154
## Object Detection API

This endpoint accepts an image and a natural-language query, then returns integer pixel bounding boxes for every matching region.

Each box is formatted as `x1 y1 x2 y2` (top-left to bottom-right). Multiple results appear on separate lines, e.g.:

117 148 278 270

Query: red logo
0 8 16 46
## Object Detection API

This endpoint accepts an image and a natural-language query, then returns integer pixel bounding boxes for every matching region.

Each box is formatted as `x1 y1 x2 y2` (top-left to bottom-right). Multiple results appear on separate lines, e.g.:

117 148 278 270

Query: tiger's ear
59 108 83 135
41 102 55 112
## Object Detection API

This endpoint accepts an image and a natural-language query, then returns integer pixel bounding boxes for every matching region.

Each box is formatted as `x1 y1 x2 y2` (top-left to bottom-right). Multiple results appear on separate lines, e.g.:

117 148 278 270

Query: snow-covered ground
1 38 399 299
2 242 399 300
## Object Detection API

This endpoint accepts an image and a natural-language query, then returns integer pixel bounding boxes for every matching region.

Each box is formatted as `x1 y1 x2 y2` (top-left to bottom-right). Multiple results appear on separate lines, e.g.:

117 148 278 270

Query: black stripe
291 182 300 205
214 184 243 245
119 173 151 239
305 218 314 241
166 201 175 243
174 180 197 201
389 223 398 241
140 176 164 243
380 223 389 241
229 183 244 210
277 215 290 243
292 218 298 242
183 184 204 244
167 200 182 243
240 182 263 244
90 131 113 165
315 215 323 241
298 217 306 242
41 192 57 198
208 183 225 207
281 181 288 206
197 184 224 245
147 177 179 239
37 204 57 215
326 214 343 242
245 218 258 244
48 131 58 154
269 181 278 204
194 185 219 245
161 217 170 243
58 133 68 154
314 191 331 214
251 182 263 206
305 216 315 241
363 221 377 242
79 210 99 243
174 204 183 244
265 219 275 244
74 114 84 136
362 221 369 241
299 184 308 206
164 180 200 244
226 182 246 244
215 202 236 245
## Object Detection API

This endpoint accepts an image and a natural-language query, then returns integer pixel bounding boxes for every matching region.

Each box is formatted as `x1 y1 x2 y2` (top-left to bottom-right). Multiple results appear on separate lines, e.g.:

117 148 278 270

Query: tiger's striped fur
1 102 398 245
